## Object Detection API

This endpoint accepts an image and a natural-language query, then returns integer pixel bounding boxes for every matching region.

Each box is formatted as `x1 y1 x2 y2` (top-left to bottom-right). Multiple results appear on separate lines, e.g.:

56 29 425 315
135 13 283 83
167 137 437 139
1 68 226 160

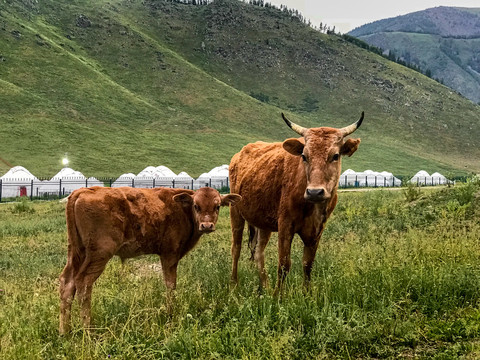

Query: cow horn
282 113 307 136
340 111 364 136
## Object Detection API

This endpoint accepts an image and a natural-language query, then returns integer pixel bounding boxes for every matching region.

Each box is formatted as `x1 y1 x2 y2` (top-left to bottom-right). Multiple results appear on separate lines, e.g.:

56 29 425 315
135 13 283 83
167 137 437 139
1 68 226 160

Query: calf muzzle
199 222 215 233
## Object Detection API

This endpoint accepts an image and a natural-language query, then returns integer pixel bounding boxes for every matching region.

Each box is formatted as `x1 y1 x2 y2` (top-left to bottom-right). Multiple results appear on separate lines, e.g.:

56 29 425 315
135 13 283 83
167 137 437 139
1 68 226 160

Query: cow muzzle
304 187 330 202
199 222 215 233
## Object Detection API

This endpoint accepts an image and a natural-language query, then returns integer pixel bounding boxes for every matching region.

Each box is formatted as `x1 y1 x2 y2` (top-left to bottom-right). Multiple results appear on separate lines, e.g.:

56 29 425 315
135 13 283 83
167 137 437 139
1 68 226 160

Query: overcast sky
266 0 480 33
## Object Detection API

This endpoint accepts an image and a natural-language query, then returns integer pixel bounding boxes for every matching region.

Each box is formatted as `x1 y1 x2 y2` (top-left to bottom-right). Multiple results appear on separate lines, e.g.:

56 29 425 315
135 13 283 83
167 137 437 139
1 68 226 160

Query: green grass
0 0 480 178
1 179 480 358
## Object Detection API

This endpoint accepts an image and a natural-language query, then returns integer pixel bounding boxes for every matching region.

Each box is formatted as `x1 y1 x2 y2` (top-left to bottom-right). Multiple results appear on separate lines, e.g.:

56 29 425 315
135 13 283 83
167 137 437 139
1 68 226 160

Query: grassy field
1 180 480 359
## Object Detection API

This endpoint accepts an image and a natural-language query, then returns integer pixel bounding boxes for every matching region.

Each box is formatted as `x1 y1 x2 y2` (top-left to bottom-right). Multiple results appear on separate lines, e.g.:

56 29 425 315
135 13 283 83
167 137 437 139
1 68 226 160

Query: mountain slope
1 0 479 178
349 6 480 104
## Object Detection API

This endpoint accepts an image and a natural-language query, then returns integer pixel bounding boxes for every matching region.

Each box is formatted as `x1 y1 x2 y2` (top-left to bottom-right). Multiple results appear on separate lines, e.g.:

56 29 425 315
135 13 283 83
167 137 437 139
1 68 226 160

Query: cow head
174 187 242 233
281 112 363 203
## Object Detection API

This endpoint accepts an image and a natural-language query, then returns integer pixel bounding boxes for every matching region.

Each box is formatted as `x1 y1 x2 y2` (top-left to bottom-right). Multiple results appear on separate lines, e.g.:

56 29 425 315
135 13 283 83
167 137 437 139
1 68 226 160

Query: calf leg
75 250 112 330
254 229 272 290
59 262 77 335
160 257 178 314
230 206 245 284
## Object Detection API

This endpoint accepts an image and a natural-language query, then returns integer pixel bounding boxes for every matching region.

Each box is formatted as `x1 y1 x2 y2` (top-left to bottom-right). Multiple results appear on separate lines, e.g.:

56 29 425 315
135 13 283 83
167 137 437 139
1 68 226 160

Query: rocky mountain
349 6 480 104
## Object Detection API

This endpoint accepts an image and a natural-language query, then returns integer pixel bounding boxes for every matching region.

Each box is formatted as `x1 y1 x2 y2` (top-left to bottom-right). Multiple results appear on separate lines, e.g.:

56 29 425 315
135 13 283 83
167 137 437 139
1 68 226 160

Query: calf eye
301 154 307 162
216 205 221 211
194 204 200 212
332 153 340 162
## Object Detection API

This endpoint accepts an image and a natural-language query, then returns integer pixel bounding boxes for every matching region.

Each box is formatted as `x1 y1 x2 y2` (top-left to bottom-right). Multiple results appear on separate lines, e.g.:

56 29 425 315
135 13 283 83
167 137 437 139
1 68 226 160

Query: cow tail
65 190 86 271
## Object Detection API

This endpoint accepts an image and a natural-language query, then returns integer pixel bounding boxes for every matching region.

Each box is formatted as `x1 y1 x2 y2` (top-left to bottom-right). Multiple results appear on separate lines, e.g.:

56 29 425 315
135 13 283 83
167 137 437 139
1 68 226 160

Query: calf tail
65 189 87 271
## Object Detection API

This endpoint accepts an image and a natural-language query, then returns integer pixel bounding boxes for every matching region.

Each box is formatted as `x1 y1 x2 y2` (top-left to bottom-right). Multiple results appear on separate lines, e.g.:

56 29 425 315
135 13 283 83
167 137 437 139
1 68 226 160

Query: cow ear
341 138 361 157
221 193 242 206
283 138 304 156
173 192 194 206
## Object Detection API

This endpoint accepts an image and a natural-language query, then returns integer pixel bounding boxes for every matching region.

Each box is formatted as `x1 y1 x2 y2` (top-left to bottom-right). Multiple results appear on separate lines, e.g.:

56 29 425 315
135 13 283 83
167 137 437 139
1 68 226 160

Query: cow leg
302 242 319 290
274 227 295 297
59 261 77 335
75 250 112 330
160 256 178 314
230 205 245 284
254 229 272 291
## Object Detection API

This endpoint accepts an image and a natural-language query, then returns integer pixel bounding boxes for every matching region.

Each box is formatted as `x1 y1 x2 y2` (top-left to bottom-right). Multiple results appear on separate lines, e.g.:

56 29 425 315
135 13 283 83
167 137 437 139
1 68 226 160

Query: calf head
282 112 363 203
174 187 242 233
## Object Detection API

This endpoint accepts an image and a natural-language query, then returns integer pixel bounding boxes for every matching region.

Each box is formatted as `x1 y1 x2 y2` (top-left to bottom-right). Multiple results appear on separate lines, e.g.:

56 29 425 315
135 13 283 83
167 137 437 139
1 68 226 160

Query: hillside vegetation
1 0 480 177
350 6 480 104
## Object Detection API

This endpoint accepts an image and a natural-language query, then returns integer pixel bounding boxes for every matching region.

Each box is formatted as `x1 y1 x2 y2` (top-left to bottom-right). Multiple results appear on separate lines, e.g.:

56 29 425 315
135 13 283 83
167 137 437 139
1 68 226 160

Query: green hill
1 0 480 178
349 6 480 104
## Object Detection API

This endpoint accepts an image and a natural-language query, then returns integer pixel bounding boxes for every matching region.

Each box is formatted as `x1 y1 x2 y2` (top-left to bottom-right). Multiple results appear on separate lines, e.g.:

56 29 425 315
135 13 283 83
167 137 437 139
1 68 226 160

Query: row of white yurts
0 165 451 198
0 166 103 197
111 165 229 189
340 169 449 187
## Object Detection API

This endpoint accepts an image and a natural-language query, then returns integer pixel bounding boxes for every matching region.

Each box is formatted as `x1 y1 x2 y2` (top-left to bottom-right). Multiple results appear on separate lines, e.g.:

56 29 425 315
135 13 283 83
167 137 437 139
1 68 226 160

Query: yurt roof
176 171 192 179
51 167 85 179
0 166 37 180
413 170 430 177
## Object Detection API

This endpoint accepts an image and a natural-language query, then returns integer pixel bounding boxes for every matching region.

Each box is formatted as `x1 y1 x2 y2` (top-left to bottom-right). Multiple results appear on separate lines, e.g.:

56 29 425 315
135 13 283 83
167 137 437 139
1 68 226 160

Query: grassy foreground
0 180 480 359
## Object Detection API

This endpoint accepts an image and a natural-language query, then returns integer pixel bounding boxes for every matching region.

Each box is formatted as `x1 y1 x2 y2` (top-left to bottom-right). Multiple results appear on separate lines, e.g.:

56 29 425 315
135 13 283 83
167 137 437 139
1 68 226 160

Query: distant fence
0 175 461 203
0 176 230 203
338 175 455 188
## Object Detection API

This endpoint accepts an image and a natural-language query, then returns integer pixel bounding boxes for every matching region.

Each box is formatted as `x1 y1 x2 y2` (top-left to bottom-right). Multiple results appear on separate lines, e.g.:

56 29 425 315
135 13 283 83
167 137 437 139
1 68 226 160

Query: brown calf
59 186 241 334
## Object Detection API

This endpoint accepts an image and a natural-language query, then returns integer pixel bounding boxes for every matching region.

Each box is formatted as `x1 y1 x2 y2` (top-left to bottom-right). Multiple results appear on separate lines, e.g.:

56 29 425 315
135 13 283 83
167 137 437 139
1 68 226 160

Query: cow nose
305 188 328 202
200 222 215 232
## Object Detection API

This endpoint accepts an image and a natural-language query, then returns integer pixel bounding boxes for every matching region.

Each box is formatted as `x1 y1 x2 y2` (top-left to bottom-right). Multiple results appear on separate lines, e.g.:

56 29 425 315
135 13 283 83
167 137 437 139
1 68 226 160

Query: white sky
267 0 480 33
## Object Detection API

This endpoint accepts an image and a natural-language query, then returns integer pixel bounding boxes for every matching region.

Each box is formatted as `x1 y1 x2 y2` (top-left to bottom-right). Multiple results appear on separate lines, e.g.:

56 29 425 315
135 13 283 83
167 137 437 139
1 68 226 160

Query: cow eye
301 154 307 162
332 153 340 162
194 204 200 212
216 205 221 211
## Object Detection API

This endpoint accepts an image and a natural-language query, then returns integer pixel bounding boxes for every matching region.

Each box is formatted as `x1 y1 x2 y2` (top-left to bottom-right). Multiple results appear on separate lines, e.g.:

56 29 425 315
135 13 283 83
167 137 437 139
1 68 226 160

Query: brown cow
230 112 364 294
59 186 241 334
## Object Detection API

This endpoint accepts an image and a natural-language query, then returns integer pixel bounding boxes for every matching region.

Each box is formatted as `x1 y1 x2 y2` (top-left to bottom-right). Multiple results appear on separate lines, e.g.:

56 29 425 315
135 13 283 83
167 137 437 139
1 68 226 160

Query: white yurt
339 169 360 187
174 172 194 189
112 173 136 187
378 171 402 187
0 166 40 198
39 167 103 196
410 170 432 185
339 169 401 187
195 165 229 189
155 166 177 178
208 164 229 189
431 172 448 185
176 171 193 179
135 166 177 188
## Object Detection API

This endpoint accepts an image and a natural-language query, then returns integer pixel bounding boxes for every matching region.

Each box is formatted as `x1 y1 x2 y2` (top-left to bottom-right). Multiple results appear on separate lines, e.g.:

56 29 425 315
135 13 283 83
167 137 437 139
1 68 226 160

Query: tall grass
0 181 479 358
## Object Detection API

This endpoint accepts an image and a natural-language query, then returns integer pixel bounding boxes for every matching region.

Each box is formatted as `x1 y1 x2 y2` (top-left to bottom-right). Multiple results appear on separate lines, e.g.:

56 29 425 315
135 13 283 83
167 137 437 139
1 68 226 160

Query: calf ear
283 138 304 156
221 194 242 206
173 192 194 206
341 138 361 157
